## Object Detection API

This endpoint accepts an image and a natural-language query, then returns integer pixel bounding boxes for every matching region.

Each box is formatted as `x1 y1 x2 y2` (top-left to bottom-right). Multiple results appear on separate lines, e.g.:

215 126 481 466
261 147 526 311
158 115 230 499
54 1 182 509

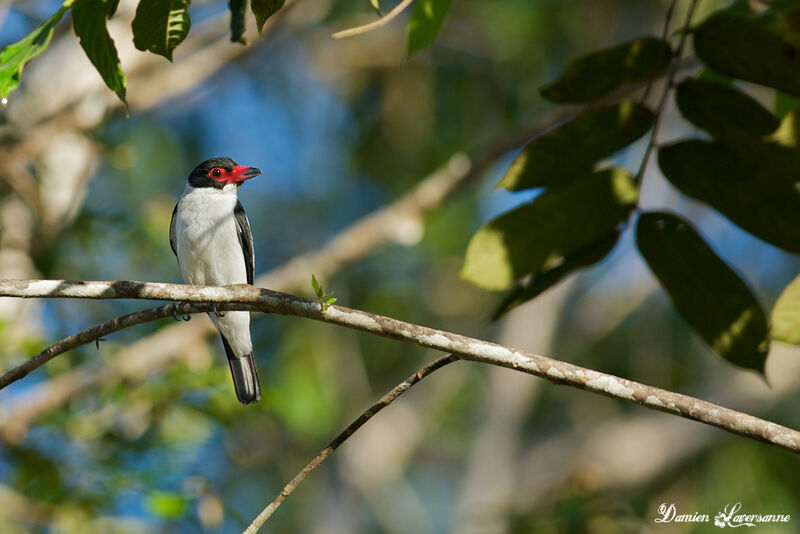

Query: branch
244 354 458 533
332 0 414 39
0 278 798 455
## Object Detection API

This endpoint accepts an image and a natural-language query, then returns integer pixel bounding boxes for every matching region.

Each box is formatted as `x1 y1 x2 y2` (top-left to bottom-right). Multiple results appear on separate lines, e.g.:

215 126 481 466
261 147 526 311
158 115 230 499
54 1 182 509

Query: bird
169 157 262 405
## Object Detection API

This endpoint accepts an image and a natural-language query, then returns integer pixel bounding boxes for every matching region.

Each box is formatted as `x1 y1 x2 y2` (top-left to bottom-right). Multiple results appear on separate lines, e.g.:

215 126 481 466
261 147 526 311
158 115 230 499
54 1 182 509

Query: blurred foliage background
0 0 799 532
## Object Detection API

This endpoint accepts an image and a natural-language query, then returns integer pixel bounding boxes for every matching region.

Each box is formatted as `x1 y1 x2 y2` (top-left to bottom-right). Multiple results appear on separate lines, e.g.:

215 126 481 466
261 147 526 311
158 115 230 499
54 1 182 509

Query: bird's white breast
174 185 248 286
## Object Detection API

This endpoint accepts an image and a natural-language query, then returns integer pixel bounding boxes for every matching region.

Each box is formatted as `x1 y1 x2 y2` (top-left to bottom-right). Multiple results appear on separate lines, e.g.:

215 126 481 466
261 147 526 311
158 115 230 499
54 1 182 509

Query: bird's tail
220 335 261 405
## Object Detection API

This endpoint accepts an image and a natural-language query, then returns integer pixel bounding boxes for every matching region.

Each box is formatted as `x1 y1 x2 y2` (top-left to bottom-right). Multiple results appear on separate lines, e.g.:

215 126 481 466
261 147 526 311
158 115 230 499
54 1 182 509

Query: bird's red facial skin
207 165 260 184
208 167 226 182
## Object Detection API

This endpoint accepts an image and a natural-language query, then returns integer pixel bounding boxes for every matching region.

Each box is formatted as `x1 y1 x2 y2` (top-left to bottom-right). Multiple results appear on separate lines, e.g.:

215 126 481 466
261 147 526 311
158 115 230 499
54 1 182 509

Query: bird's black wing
169 203 178 257
234 200 255 285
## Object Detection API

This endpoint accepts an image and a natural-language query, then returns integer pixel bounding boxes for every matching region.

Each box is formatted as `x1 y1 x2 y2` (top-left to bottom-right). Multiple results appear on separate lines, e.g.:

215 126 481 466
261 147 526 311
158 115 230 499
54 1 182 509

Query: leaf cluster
0 0 287 107
461 2 800 374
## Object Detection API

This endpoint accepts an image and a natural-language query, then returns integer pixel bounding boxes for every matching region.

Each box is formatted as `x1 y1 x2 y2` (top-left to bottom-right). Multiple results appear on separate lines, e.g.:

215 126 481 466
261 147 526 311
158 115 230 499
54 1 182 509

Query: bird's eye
209 168 223 178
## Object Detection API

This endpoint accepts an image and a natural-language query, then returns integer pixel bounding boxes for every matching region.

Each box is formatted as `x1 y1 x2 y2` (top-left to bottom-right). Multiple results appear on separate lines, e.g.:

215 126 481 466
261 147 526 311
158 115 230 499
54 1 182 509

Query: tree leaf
694 11 800 96
0 5 70 99
72 0 127 106
636 211 768 373
132 0 191 62
775 90 800 119
491 231 620 319
540 37 672 103
252 0 285 33
498 101 654 191
229 0 247 44
462 167 637 291
658 140 800 253
675 78 779 147
407 0 455 56
105 0 120 17
311 274 322 297
772 274 800 344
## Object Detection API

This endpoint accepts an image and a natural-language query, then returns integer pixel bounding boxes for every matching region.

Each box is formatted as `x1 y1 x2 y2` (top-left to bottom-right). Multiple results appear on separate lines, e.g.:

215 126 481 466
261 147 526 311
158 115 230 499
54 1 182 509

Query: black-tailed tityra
169 157 262 405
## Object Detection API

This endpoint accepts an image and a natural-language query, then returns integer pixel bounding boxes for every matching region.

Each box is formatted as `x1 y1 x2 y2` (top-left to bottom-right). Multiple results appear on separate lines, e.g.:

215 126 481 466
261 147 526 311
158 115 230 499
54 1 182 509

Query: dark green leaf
658 140 800 253
72 0 127 106
772 274 800 344
105 0 120 17
637 212 768 373
675 78 779 147
540 37 672 103
696 67 734 86
498 101 654 191
230 0 247 44
775 90 800 118
0 5 69 99
462 167 637 290
407 0 455 56
132 0 191 62
492 231 620 319
694 12 800 96
252 0 285 33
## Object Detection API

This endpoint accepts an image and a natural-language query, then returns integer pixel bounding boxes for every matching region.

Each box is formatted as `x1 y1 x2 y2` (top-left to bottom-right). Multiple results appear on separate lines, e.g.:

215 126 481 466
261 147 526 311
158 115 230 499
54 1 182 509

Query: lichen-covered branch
0 278 798 455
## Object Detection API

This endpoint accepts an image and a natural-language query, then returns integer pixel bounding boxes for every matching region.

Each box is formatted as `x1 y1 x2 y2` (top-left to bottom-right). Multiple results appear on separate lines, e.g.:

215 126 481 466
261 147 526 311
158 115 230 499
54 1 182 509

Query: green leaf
462 167 638 291
675 78 779 147
407 0 455 56
146 491 188 519
775 91 800 119
229 0 247 44
636 211 768 373
772 274 800 344
540 37 672 103
105 0 120 17
311 274 322 297
72 0 127 106
492 231 619 319
252 0 285 33
132 0 192 62
0 5 70 99
498 101 654 191
694 12 800 96
658 140 800 253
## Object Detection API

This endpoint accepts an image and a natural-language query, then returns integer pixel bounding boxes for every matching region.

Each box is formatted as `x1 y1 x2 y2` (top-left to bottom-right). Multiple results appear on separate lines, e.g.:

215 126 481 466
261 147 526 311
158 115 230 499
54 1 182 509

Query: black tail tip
227 352 261 405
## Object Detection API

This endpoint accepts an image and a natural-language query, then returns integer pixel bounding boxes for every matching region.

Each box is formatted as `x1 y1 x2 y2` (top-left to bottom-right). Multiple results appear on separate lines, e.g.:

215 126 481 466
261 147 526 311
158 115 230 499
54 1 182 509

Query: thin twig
635 0 699 183
243 354 458 533
0 279 798 455
332 0 414 39
640 0 678 103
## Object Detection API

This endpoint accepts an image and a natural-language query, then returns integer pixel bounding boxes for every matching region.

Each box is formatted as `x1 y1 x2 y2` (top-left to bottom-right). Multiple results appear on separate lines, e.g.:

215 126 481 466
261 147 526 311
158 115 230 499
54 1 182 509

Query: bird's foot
211 303 226 318
170 302 192 322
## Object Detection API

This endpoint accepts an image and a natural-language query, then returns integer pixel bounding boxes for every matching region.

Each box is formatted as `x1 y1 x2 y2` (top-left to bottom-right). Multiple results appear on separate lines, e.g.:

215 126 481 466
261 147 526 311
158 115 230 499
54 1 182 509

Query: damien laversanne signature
655 502 791 528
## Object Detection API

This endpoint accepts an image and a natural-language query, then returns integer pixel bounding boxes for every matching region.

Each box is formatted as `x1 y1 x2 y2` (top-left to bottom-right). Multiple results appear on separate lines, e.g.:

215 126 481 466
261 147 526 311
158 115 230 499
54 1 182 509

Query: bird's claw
211 303 226 318
171 302 192 322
